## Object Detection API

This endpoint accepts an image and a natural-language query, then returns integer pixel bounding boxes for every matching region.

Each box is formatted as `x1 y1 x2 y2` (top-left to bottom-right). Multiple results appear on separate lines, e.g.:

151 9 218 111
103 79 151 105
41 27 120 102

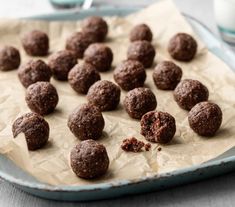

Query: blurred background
3 0 234 44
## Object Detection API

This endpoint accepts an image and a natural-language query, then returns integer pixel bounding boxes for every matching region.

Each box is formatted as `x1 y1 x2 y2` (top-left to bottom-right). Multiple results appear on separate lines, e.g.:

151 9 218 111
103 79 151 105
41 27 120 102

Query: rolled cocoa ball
84 43 113 72
18 59 52 88
124 87 157 119
127 40 156 68
140 111 176 144
65 31 97 58
22 30 49 56
153 61 182 90
0 46 20 71
87 80 121 111
25 81 59 115
113 60 146 91
48 50 77 81
188 101 222 136
130 24 153 42
12 112 49 150
174 79 209 110
168 33 197 61
68 62 100 94
68 103 104 140
70 139 109 179
81 16 108 42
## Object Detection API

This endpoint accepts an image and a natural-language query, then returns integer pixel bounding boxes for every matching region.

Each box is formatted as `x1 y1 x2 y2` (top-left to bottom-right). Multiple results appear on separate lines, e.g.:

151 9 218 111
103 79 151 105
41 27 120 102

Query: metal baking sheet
0 7 235 201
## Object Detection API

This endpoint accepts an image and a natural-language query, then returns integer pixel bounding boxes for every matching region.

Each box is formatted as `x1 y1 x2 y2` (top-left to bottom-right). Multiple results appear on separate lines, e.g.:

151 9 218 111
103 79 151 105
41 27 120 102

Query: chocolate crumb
145 143 151 151
158 147 162 151
121 137 145 152
121 137 152 152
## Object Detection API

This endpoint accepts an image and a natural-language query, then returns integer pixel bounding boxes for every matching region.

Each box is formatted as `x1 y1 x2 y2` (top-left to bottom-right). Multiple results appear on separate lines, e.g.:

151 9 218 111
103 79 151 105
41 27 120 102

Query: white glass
214 0 235 44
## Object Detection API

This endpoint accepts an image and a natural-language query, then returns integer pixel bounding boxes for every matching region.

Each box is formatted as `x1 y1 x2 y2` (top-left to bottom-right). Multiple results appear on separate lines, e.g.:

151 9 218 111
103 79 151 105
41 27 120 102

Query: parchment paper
0 0 235 186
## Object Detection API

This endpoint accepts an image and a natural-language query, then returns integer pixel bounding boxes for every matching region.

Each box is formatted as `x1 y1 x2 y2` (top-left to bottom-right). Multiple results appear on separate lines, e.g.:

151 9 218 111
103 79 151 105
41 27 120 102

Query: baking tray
0 7 235 201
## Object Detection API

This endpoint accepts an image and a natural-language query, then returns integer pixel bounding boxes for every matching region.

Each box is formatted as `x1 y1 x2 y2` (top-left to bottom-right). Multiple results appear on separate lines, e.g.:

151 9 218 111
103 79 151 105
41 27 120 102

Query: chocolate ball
26 82 59 115
84 43 113 72
48 50 77 81
141 111 176 144
188 102 222 136
127 40 156 68
124 87 157 119
12 112 49 150
153 61 182 90
87 80 121 111
130 24 153 42
81 16 108 42
174 79 209 110
70 139 109 179
22 30 49 56
68 62 100 94
113 60 146 91
68 103 104 140
168 33 197 62
0 46 20 71
65 31 96 58
18 59 52 88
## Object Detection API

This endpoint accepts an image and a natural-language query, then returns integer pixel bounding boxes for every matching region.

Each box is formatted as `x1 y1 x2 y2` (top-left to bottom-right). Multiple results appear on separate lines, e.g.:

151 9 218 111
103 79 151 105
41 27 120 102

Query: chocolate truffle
12 112 49 150
22 30 49 56
87 80 120 111
68 103 104 140
153 61 182 90
141 111 176 144
113 60 146 91
65 31 96 58
48 50 77 80
70 139 109 179
130 24 153 42
0 46 20 71
168 33 197 61
124 87 157 119
188 101 222 136
18 59 52 88
84 43 113 72
81 16 108 42
68 62 100 94
127 40 156 68
174 79 209 110
26 81 59 115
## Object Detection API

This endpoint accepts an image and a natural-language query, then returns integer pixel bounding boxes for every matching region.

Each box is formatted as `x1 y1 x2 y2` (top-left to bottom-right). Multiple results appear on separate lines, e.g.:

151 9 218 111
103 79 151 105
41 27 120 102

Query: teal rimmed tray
0 7 235 201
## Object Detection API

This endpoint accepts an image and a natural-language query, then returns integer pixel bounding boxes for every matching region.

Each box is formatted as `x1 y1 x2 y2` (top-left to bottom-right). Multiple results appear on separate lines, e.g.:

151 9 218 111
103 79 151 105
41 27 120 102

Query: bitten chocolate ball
130 24 153 42
65 31 96 58
68 62 100 94
68 103 104 140
87 80 121 111
81 16 108 42
0 46 20 71
153 61 182 90
84 43 113 72
70 139 109 179
174 79 209 110
124 88 157 119
188 102 222 136
168 33 197 61
114 60 146 91
12 112 49 150
22 30 49 56
18 59 52 88
26 82 59 115
141 111 176 144
127 40 156 68
48 50 77 80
